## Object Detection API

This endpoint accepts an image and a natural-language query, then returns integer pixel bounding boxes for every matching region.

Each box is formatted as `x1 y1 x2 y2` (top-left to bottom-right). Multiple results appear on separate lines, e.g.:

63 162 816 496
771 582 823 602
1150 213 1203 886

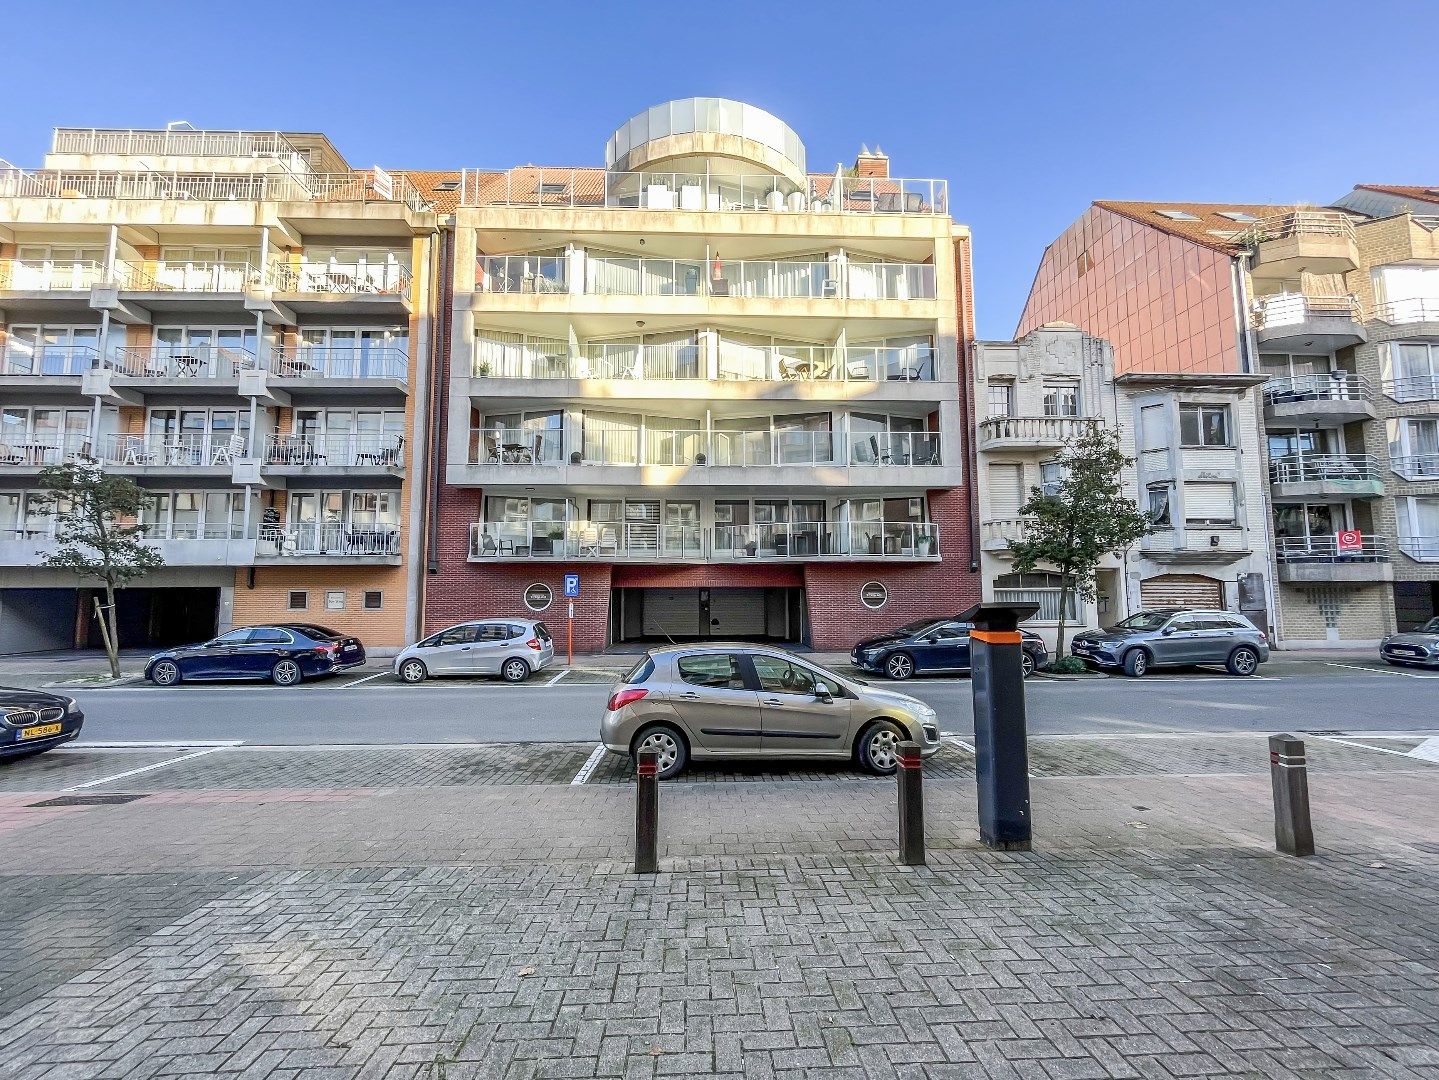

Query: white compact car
394 618 555 683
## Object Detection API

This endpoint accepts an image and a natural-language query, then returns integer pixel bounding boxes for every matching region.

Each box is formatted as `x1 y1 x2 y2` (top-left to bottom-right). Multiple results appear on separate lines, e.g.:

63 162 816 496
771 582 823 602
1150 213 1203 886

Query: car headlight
64 697 79 715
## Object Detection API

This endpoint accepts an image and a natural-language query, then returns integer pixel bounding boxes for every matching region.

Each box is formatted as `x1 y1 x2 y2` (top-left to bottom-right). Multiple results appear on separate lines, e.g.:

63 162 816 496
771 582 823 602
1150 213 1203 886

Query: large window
1179 404 1231 447
1042 382 1080 417
1373 265 1439 322
476 409 564 464
2 325 103 374
1146 484 1172 527
1385 342 1439 401
987 381 1014 418
1388 418 1439 479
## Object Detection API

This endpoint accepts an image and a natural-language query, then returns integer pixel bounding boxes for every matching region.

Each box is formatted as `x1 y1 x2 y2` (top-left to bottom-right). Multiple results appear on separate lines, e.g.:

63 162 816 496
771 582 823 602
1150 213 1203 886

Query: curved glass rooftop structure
605 98 806 175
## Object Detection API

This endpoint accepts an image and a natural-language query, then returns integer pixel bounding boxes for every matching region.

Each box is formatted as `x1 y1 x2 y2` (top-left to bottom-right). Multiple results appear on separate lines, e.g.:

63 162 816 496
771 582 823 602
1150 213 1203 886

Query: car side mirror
1160 627 1175 636
814 685 834 703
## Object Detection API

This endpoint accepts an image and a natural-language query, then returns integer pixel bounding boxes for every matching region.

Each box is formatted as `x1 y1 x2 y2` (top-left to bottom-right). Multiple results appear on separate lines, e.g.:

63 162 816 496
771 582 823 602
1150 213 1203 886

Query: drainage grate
27 793 152 808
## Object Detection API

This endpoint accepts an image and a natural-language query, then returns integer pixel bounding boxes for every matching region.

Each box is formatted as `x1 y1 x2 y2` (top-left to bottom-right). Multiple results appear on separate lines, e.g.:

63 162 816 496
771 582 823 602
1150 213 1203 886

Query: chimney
853 144 889 178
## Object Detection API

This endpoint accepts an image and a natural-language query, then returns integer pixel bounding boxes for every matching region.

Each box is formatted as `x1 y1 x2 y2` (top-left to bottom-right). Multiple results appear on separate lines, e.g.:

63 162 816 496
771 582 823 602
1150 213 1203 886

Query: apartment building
973 323 1273 647
0 127 437 652
430 98 977 650
1017 198 1439 645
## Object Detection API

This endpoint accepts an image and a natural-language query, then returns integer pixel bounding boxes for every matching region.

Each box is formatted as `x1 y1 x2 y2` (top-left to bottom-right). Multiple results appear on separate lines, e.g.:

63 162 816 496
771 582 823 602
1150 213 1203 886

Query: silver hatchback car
1070 608 1270 677
600 644 942 779
394 618 555 683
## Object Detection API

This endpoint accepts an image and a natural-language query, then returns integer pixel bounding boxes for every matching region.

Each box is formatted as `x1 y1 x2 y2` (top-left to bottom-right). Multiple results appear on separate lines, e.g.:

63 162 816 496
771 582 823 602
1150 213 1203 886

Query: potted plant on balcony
916 533 935 557
477 361 492 377
743 539 758 557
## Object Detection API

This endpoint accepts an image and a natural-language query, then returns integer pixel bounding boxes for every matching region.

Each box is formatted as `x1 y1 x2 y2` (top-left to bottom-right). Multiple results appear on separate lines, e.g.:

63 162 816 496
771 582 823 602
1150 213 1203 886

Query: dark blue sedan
145 624 366 686
851 618 1049 680
1 686 84 759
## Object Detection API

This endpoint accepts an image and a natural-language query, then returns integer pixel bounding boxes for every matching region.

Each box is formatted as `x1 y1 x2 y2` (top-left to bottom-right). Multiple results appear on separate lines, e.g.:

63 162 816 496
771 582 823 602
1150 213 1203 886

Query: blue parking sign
563 573 580 598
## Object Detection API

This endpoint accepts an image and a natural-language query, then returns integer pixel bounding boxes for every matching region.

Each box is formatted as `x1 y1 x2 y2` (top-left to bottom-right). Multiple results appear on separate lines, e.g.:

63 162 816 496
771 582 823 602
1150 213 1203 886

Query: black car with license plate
851 618 1049 680
145 623 366 686
0 686 83 760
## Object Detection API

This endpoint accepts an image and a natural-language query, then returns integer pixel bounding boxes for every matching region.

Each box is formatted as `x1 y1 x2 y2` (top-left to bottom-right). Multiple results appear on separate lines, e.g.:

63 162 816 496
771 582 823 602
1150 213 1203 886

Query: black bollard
897 740 925 866
635 748 659 874
960 602 1040 851
1269 734 1314 857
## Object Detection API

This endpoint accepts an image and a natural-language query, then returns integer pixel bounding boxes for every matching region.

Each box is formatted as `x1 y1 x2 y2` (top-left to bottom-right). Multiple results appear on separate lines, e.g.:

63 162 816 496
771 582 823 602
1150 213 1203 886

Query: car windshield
891 619 941 636
1113 612 1173 632
1422 617 1439 634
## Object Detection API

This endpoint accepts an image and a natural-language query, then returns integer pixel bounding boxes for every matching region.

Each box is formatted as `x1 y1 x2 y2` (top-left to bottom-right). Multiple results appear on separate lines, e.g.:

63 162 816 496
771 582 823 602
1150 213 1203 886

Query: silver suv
600 644 941 779
1070 609 1269 677
394 618 554 683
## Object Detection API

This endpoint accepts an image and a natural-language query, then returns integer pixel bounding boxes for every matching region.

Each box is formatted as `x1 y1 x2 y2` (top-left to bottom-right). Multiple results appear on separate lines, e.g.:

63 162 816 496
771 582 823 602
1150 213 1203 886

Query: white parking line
341 672 389 688
66 744 236 791
546 669 570 686
1314 734 1419 759
943 736 975 754
571 744 608 785
1324 661 1439 679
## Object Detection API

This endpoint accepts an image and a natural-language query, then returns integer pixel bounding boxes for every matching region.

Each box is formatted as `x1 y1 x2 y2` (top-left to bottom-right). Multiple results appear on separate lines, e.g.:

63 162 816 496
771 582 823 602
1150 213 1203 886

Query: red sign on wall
1336 530 1362 554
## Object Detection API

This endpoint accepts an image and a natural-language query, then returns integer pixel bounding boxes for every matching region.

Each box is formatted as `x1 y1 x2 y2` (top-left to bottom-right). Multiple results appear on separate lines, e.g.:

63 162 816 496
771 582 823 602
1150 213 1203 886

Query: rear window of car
533 622 552 642
677 653 746 690
623 656 655 684
283 624 342 640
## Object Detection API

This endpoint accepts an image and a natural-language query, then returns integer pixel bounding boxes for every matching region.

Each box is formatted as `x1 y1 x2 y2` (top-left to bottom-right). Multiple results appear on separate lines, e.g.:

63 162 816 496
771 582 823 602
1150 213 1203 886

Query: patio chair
476 531 514 557
211 434 244 465
598 526 620 555
579 526 600 557
0 444 23 465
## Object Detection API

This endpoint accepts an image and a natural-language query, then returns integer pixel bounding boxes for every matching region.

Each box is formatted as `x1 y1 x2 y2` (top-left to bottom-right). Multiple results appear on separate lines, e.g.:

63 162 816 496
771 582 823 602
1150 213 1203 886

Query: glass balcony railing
257 521 400 557
473 341 935 382
476 256 568 295
263 433 404 468
267 348 409 380
469 520 939 560
1 346 99 376
469 428 943 468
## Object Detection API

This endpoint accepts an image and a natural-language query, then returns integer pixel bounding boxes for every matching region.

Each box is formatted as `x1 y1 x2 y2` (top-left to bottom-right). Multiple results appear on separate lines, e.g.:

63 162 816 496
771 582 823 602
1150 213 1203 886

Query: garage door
641 589 700 637
1140 574 1224 608
708 588 767 636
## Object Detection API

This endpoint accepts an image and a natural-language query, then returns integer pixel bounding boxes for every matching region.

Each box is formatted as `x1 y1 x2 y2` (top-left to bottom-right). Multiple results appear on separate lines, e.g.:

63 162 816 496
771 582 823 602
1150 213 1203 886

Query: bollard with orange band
959 602 1040 851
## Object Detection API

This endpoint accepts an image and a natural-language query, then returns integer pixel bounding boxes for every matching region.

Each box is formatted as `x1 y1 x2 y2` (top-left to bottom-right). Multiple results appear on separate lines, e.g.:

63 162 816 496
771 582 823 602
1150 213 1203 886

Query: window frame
676 652 747 690
1179 404 1232 448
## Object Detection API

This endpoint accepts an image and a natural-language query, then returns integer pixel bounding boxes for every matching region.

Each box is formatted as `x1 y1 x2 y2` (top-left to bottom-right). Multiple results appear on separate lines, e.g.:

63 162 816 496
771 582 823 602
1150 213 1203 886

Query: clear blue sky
4 1 1435 338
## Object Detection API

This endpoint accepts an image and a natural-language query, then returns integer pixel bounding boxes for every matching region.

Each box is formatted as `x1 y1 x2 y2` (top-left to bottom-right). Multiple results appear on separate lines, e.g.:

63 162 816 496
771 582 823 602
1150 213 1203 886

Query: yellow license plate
19 722 63 740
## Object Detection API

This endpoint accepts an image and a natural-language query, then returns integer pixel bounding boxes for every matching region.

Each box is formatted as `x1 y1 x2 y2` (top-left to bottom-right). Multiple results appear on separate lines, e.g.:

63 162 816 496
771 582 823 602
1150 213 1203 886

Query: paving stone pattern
1 849 1437 1080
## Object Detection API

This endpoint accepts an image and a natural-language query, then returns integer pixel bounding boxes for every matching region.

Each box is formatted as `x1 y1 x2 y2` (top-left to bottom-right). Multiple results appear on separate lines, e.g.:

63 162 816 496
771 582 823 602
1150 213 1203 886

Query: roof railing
1238 211 1356 247
52 128 303 159
0 167 432 211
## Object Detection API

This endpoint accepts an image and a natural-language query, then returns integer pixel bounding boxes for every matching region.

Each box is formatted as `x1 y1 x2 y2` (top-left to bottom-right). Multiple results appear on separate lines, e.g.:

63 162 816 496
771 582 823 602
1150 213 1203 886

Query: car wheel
501 657 531 684
632 723 688 780
884 652 915 680
270 659 303 686
1227 646 1260 677
150 660 181 686
397 659 428 684
1122 649 1149 677
1021 650 1036 678
858 720 906 776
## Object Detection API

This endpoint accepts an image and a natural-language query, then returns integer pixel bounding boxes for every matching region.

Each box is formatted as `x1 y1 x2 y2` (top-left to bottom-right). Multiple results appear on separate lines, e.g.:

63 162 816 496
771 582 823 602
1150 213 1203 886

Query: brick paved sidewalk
0 742 1435 1079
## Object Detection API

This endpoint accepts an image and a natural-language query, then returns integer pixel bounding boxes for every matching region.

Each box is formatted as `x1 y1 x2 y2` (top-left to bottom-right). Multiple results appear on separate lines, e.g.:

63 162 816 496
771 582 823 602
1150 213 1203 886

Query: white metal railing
1398 537 1439 561
847 431 942 466
1274 535 1391 562
1269 454 1383 485
994 588 1079 622
1263 372 1370 404
1239 211 1356 246
981 518 1033 546
257 521 401 557
979 416 1101 444
1371 299 1439 325
3 258 107 291
268 261 411 296
1252 293 1361 329
476 255 568 294
576 343 704 380
460 168 948 215
0 168 431 210
102 432 245 467
1 346 99 376
111 346 256 379
1383 375 1439 403
0 523 59 541
131 260 259 292
837 345 936 381
468 520 939 559
267 348 408 380
1390 454 1439 481
52 128 302 159
474 428 565 465
0 432 94 466
263 433 405 468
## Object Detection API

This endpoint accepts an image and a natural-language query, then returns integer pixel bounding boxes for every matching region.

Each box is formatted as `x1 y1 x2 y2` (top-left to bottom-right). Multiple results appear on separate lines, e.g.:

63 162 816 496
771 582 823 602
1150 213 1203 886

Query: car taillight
607 688 648 712
526 637 542 650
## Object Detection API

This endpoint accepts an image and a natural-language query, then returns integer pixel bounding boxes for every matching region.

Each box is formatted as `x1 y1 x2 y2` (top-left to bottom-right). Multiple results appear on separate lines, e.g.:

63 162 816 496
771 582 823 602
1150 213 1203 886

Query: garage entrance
1140 574 1225 609
0 587 220 654
610 587 807 644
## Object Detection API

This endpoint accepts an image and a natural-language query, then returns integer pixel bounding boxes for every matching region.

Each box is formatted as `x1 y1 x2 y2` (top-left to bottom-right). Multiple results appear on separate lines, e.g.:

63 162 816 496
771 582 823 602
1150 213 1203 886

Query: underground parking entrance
609 586 808 645
0 585 220 652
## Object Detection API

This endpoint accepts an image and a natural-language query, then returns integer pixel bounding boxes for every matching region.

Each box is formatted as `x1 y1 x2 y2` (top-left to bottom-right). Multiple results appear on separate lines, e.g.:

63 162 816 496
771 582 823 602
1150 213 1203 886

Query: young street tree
1006 425 1150 661
34 462 163 679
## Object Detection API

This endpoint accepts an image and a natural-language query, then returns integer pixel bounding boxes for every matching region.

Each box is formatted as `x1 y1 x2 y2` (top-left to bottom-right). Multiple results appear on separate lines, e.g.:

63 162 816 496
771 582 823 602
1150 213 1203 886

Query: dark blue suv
146 623 366 686
852 618 1049 680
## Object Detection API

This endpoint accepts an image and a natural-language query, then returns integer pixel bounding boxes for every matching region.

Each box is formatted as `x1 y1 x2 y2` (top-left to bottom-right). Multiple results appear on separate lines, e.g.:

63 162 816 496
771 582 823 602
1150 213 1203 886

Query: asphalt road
55 662 1439 745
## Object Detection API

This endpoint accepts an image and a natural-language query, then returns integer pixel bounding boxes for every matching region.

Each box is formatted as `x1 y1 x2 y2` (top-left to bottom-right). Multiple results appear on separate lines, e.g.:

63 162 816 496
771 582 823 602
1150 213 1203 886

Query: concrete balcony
254 522 401 565
1390 454 1439 483
1274 535 1393 583
469 520 940 563
1262 373 1376 425
263 262 412 316
261 433 405 479
0 530 259 567
0 433 95 474
84 348 254 403
1269 454 1385 500
1398 537 1439 562
100 433 241 480
1140 528 1251 564
239 349 409 405
979 517 1032 553
1251 293 1366 351
1383 373 1439 404
1242 212 1359 280
977 415 1100 451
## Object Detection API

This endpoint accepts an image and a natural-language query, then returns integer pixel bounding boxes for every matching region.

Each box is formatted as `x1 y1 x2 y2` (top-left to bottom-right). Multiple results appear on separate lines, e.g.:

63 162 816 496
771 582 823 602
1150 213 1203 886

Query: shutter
642 589 699 637
988 464 1026 518
1140 574 1224 608
1184 482 1236 524
709 588 767 636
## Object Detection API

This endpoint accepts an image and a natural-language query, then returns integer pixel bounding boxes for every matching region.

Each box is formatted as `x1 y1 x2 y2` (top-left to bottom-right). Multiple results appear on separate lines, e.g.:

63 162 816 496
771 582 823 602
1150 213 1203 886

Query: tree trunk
1055 581 1071 663
102 580 121 679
